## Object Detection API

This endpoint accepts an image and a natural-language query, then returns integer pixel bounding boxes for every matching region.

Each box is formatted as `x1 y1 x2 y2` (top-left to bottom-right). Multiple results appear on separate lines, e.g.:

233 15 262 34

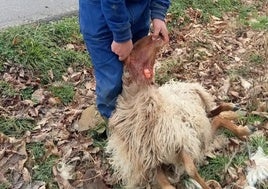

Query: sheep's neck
114 77 161 131
122 72 155 96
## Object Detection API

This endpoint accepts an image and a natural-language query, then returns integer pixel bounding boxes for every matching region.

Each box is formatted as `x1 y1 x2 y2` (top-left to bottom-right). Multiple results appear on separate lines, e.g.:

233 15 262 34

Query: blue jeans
79 0 150 118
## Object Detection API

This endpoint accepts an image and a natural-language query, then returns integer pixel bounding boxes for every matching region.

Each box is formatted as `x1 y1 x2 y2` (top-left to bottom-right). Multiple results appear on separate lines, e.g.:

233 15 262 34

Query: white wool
106 80 216 188
246 146 268 187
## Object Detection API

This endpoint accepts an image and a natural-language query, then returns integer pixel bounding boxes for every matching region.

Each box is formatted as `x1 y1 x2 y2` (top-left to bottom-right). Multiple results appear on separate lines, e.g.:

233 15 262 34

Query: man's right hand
111 39 133 61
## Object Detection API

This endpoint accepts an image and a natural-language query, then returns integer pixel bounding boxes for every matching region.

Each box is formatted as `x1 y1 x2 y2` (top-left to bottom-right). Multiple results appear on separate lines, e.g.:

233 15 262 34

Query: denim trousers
79 0 150 118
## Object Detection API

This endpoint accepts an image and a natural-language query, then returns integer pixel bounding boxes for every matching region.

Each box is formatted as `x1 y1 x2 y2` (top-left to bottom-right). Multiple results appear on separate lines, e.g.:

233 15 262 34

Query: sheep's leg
208 103 238 118
156 167 176 189
180 150 210 189
211 116 252 138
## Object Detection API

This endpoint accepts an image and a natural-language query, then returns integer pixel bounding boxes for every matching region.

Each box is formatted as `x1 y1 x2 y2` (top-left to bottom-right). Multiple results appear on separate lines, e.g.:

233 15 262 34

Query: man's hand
152 19 169 44
111 39 133 61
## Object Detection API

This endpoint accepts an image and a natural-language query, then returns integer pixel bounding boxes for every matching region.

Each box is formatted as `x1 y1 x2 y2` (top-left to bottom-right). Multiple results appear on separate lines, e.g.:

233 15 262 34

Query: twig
224 148 238 173
77 172 102 182
246 140 252 160
251 111 268 119
0 106 11 114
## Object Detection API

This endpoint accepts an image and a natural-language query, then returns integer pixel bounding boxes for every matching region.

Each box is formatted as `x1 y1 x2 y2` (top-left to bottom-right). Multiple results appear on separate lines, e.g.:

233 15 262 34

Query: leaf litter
0 4 268 189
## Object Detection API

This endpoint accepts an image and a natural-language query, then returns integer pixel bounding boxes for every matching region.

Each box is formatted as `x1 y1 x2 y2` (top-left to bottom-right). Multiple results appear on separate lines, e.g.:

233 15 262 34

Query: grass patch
200 155 229 181
249 135 268 154
21 86 35 100
0 183 10 189
238 114 266 127
0 17 90 84
32 156 58 188
169 0 267 30
27 142 46 160
0 117 35 137
87 122 108 149
249 16 268 30
49 82 75 105
237 1 268 30
0 80 18 98
155 59 182 85
232 151 248 166
27 142 59 188
249 53 265 65
169 0 242 25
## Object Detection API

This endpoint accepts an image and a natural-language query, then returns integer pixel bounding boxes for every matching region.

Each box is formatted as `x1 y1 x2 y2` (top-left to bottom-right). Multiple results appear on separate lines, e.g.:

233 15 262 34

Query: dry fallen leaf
240 77 252 90
56 162 76 180
65 44 75 50
75 105 103 131
22 167 31 183
219 78 231 98
31 88 45 104
256 102 268 112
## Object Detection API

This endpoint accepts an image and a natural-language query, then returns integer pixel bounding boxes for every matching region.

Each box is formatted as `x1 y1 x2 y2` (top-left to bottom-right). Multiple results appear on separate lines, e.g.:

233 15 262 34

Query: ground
0 0 267 189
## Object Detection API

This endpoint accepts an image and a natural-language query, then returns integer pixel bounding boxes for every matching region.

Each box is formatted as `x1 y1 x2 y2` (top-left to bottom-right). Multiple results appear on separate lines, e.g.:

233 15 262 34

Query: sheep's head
124 35 163 85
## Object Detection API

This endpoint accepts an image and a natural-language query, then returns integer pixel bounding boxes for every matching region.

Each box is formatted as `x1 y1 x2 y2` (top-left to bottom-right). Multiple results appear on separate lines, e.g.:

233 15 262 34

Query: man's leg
130 1 150 43
79 0 123 119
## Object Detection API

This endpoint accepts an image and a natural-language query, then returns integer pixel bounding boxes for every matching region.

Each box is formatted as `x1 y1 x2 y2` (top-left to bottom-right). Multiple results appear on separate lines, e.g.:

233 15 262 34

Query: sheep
106 36 253 189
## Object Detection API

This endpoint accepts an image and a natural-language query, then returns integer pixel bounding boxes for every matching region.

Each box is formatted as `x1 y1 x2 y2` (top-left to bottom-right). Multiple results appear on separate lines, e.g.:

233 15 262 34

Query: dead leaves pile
161 8 268 120
0 62 112 188
158 8 268 188
0 5 268 189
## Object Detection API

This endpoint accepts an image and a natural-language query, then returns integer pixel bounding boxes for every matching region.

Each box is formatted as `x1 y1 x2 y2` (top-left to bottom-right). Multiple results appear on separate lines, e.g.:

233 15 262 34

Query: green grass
232 151 248 166
27 142 59 189
238 114 266 128
169 0 242 25
32 156 58 188
200 155 229 181
0 116 35 137
87 121 108 149
21 86 35 100
49 82 75 105
0 183 10 189
0 80 18 98
249 135 268 154
0 17 90 84
249 53 265 65
169 0 267 31
155 59 181 85
250 16 268 30
227 52 266 79
27 142 46 159
0 80 36 101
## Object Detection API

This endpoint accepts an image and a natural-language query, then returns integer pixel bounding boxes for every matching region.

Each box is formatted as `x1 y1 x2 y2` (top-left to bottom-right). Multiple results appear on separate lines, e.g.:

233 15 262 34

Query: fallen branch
251 111 268 119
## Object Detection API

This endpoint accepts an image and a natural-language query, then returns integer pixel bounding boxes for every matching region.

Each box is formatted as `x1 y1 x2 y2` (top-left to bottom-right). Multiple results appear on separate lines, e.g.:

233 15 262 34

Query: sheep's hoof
232 104 240 111
207 180 222 189
246 125 256 133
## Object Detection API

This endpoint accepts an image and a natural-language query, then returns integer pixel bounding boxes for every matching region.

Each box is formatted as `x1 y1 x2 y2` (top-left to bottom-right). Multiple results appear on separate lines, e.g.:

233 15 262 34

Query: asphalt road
0 0 78 29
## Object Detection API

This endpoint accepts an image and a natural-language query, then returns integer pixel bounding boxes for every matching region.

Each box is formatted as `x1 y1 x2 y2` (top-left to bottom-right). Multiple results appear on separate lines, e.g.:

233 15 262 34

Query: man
79 0 170 120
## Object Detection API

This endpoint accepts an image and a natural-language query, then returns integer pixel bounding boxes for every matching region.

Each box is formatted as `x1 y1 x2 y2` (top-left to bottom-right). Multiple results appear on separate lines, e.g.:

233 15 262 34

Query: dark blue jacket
101 0 170 42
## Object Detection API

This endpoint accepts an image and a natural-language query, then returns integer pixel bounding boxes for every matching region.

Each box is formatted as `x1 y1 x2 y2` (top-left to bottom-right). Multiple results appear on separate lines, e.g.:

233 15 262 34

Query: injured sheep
106 36 253 189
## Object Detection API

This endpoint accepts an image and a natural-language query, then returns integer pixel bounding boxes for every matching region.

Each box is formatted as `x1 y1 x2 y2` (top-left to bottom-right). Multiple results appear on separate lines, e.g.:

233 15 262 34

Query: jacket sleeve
150 0 170 21
101 0 132 43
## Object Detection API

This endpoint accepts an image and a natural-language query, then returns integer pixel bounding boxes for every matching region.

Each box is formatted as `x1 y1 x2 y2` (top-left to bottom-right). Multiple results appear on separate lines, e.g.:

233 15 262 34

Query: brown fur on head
124 35 163 85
